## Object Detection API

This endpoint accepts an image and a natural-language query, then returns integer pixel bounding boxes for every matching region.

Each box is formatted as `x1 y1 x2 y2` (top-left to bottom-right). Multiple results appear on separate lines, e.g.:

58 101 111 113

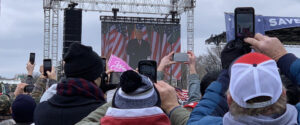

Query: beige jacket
75 102 112 125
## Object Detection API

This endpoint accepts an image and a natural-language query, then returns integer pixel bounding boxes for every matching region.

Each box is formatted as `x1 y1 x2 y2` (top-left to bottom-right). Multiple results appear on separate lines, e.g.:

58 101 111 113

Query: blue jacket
187 53 300 125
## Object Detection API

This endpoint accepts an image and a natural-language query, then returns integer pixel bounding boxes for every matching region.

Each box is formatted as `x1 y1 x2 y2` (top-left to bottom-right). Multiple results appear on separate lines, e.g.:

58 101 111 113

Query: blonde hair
228 90 287 117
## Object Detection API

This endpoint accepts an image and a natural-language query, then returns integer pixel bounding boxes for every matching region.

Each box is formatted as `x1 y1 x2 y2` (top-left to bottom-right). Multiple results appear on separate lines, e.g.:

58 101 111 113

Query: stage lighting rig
112 8 119 20
170 11 178 22
68 2 78 9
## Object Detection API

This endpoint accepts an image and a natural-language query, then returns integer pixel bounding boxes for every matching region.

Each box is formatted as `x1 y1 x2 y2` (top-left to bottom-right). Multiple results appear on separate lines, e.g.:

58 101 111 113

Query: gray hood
223 104 298 125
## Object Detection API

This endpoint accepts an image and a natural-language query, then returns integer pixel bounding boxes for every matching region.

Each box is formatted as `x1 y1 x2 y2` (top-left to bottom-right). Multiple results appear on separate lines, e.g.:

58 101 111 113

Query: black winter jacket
34 94 105 125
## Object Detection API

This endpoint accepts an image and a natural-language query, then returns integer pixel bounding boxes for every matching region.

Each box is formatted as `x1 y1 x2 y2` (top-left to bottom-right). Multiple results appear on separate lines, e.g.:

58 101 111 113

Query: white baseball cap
229 53 282 108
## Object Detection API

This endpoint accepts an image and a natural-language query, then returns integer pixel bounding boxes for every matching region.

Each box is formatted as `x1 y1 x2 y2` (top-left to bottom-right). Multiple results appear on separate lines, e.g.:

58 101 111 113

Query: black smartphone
173 53 188 62
101 57 106 72
29 53 35 65
43 59 52 76
101 72 109 85
24 85 34 93
138 60 157 83
109 72 122 85
235 7 255 39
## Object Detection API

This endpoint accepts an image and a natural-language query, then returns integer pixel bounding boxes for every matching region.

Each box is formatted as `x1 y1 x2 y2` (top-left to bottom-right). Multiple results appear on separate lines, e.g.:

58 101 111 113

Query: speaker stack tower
63 8 82 58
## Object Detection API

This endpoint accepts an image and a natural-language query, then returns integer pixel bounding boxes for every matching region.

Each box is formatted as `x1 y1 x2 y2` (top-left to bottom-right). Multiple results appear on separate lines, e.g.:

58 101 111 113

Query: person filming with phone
34 43 106 125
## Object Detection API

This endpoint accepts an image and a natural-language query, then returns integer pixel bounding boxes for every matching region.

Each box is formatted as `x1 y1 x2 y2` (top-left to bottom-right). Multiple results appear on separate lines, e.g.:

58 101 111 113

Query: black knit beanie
64 43 104 82
12 94 36 123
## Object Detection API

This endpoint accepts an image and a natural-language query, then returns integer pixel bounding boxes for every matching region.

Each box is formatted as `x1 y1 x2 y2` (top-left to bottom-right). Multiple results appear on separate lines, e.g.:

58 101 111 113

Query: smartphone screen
173 53 188 62
24 85 34 93
235 7 255 39
110 72 122 85
101 57 106 72
139 65 156 82
29 53 35 64
138 60 157 83
43 59 52 76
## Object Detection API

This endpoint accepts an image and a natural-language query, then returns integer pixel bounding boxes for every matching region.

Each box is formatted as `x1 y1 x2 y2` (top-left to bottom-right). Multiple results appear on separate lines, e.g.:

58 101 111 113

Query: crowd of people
0 33 300 125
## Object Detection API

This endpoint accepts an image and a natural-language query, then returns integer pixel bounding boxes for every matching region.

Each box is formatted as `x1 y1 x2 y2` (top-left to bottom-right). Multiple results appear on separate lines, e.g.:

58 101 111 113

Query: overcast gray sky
0 0 300 78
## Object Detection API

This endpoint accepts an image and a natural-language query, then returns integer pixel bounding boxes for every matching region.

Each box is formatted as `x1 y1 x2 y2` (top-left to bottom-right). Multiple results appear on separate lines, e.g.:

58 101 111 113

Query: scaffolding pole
187 9 194 52
185 0 195 89
44 0 51 59
44 9 51 59
51 1 59 66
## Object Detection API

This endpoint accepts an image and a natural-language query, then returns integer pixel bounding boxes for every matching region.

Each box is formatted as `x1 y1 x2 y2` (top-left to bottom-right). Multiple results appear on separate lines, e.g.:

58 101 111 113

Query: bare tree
205 32 227 45
178 45 224 89
195 45 223 79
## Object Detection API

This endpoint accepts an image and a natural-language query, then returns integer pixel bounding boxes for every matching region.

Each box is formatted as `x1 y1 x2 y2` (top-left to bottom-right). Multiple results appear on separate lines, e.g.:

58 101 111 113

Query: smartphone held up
101 57 107 72
138 60 157 83
24 85 34 93
234 7 255 39
173 53 188 62
109 72 122 85
43 59 52 77
29 53 35 65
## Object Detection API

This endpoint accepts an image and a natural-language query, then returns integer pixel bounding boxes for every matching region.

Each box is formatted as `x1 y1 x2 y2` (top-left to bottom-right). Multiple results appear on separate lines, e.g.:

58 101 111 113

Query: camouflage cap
0 95 11 113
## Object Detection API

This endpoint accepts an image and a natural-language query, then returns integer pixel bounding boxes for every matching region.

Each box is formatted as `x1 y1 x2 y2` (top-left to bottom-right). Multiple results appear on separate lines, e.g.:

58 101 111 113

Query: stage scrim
101 22 181 79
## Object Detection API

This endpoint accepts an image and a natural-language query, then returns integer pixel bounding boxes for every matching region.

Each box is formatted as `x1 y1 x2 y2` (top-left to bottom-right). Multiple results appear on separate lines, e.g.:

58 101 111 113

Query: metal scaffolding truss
51 1 59 66
43 8 51 59
43 0 51 60
51 0 193 15
43 0 195 66
58 0 172 15
187 9 194 51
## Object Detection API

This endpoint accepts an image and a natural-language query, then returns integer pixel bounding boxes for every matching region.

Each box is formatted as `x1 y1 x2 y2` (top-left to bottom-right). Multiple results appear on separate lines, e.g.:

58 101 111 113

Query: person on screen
126 29 151 69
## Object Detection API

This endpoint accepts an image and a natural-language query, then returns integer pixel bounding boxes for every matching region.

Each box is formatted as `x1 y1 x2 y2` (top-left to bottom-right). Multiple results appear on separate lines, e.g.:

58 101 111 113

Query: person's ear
227 93 232 107
282 89 286 96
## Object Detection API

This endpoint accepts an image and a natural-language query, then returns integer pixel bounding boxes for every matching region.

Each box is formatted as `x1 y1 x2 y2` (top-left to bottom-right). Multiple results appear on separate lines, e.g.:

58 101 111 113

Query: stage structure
101 22 182 79
43 0 195 67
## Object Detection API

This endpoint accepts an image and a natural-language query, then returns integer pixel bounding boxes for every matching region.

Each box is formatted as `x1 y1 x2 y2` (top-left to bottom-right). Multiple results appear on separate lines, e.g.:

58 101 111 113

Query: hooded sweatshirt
223 104 298 125
40 84 57 103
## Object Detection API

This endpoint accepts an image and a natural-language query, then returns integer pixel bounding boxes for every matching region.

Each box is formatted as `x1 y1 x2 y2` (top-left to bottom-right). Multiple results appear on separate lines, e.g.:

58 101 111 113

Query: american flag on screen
101 33 108 56
105 25 117 58
151 25 161 63
170 38 181 80
161 26 182 80
160 26 172 59
101 24 109 57
102 24 129 61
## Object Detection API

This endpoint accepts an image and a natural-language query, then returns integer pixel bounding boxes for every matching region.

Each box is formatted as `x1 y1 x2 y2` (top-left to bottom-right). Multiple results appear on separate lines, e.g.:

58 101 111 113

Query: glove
221 39 251 69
